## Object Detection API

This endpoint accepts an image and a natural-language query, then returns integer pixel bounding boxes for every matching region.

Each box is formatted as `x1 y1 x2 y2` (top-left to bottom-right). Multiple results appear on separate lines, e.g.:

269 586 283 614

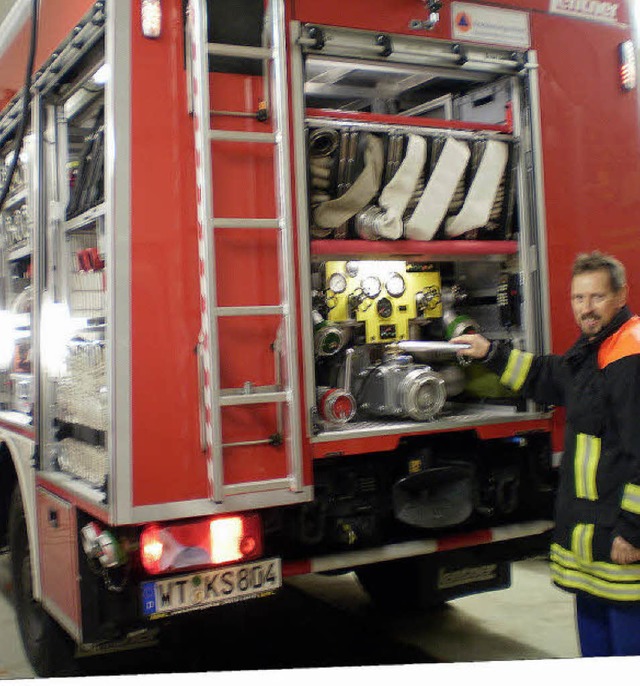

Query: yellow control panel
325 260 442 343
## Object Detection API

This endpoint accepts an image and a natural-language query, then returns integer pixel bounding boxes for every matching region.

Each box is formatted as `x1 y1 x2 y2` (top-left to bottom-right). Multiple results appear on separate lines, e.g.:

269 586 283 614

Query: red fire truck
0 0 638 676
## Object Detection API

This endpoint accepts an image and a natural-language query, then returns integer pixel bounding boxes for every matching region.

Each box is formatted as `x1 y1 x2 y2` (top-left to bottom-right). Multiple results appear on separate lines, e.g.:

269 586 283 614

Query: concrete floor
287 556 581 663
0 553 581 679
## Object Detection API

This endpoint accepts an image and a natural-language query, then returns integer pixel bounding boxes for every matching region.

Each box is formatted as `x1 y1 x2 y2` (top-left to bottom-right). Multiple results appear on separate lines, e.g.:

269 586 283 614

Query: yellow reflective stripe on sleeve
499 350 534 391
571 524 594 564
621 483 640 515
550 562 640 602
574 433 600 501
551 543 640 582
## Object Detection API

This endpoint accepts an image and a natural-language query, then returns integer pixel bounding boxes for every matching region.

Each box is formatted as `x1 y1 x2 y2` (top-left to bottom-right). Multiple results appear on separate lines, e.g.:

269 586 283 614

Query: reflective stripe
622 483 640 515
571 523 594 564
550 562 640 602
499 350 534 391
574 433 600 500
551 543 640 582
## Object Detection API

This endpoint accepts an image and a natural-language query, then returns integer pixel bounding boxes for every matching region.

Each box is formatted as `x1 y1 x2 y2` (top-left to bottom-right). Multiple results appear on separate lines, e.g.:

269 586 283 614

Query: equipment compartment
291 24 547 440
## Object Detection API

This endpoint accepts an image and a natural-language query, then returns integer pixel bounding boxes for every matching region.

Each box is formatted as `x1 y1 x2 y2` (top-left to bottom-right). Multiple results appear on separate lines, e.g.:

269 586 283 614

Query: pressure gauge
328 272 347 294
385 272 406 298
361 275 381 299
345 261 359 278
376 297 393 319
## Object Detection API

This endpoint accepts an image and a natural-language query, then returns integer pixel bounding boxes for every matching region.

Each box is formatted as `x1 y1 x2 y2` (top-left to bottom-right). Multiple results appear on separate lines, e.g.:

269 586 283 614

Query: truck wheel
355 558 446 612
8 487 79 677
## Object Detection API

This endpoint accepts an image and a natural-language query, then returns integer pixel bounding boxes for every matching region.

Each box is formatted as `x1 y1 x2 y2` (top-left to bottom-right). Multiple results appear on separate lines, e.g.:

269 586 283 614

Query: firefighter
452 251 640 657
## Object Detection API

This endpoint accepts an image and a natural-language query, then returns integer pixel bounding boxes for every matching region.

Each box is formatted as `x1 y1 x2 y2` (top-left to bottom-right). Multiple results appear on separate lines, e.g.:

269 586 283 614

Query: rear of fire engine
0 0 638 676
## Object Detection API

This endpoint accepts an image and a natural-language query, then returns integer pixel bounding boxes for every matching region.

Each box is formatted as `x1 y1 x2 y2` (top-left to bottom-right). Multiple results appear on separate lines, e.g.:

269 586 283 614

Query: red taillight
140 514 263 575
209 516 261 564
140 525 165 575
620 40 637 92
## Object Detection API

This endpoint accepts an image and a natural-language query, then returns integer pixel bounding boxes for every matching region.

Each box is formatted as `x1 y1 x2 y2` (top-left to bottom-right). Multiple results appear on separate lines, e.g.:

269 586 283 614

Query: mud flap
392 463 474 529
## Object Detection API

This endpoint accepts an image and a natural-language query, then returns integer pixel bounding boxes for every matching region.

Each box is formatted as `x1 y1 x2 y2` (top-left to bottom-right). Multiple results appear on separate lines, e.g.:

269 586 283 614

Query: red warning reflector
619 40 637 91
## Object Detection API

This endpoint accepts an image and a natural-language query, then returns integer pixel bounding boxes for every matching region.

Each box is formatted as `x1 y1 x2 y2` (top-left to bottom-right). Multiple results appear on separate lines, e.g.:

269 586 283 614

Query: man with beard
452 251 640 657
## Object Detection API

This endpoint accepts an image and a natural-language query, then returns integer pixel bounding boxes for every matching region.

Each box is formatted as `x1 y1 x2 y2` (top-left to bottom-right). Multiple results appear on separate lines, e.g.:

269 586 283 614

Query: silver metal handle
390 341 472 354
343 348 354 392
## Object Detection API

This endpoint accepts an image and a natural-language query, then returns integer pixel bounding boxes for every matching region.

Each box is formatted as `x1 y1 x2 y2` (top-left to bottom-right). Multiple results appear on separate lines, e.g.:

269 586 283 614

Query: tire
355 558 447 613
8 487 79 677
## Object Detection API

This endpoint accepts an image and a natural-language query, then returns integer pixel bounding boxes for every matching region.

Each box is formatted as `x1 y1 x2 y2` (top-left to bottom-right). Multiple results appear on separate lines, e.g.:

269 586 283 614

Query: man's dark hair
572 251 626 292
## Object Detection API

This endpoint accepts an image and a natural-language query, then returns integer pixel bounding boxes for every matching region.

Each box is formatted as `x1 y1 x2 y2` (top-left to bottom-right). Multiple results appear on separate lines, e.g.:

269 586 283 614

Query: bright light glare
348 260 407 285
144 540 164 564
92 64 110 85
141 0 162 38
40 302 74 377
0 310 15 370
210 517 243 564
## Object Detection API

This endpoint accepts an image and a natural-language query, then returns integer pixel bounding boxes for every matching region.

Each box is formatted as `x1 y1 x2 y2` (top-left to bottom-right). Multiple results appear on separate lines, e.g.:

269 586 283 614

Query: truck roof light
140 514 263 575
141 0 162 39
620 40 636 91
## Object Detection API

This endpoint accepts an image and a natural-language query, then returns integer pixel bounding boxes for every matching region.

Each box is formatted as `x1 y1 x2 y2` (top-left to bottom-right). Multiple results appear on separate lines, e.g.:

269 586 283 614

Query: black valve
376 33 393 57
256 101 268 122
307 25 325 51
452 43 468 65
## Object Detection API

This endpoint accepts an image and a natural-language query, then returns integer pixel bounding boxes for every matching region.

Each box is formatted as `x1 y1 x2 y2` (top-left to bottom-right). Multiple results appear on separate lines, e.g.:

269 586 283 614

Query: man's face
570 269 627 338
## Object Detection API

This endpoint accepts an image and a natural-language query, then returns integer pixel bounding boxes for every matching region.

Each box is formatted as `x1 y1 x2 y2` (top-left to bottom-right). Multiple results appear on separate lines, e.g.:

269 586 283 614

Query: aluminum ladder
187 0 306 506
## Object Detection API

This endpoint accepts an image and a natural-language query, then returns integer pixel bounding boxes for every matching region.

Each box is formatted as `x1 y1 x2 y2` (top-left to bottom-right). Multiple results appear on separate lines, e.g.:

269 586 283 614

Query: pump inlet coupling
354 350 448 422
316 348 357 425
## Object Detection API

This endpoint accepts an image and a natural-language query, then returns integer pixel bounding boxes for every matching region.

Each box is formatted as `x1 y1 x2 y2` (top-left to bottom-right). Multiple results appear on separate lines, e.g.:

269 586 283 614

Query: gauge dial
376 297 393 319
328 272 347 294
386 272 406 298
345 261 359 278
361 275 381 299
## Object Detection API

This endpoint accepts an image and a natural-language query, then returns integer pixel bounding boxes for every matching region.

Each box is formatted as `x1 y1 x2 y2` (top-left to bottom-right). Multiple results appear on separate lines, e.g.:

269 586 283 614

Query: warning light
619 40 637 91
141 0 162 39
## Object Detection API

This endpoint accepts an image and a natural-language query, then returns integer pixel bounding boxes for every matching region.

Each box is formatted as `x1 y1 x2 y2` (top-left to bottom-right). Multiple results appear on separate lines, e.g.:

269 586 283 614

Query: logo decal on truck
549 0 619 24
451 3 531 49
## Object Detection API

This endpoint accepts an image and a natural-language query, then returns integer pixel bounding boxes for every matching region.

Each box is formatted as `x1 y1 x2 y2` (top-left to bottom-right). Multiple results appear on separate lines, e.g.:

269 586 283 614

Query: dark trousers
576 593 640 657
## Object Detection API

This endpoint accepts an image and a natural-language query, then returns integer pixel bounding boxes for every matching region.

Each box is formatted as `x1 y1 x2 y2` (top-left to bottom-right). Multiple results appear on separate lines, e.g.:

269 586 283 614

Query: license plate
141 558 282 618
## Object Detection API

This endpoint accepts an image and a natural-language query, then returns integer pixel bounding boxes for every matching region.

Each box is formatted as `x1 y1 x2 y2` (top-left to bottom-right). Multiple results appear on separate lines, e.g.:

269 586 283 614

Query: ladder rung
213 218 280 229
215 305 284 317
220 391 288 407
208 43 272 60
209 129 276 143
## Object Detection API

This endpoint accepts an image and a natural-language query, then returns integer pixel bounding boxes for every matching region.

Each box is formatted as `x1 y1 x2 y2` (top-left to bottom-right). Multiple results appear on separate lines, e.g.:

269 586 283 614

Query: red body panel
531 12 640 352
291 0 630 37
36 488 81 636
130 1 205 505
312 419 553 458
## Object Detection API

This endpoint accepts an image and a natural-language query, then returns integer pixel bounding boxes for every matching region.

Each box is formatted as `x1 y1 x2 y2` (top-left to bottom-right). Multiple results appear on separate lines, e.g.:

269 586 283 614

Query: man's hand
450 333 492 360
611 535 640 564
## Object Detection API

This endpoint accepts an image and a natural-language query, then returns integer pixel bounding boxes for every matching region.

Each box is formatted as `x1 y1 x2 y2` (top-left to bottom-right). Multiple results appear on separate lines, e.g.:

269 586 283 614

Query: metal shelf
7 242 31 261
2 186 27 211
63 202 105 232
310 239 518 260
